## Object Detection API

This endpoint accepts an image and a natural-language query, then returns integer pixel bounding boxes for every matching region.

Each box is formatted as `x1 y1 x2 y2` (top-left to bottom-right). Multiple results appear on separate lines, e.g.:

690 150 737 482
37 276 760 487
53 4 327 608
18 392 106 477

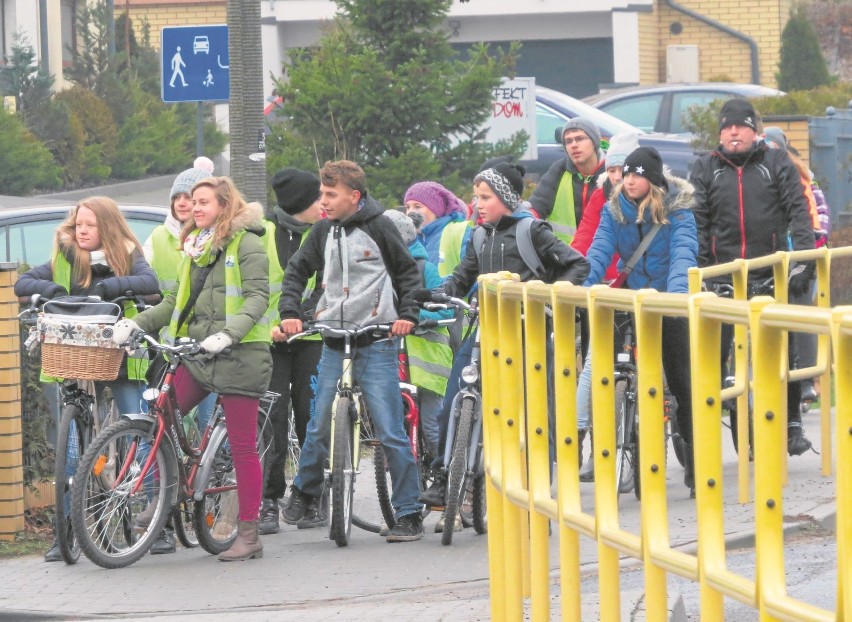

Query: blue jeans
576 350 592 431
294 339 423 519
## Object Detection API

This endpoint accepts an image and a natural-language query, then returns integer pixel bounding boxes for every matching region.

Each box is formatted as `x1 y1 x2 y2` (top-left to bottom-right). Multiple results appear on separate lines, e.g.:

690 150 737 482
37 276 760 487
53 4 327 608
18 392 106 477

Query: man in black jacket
690 99 816 456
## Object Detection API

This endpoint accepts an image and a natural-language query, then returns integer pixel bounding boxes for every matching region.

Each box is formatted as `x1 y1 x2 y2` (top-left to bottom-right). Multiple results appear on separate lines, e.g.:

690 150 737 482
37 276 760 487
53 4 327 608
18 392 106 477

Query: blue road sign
161 25 229 103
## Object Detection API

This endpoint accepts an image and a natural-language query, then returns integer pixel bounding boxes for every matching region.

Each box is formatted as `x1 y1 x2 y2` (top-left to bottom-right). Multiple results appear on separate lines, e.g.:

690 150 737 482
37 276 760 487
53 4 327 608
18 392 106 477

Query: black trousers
661 317 694 447
263 339 323 500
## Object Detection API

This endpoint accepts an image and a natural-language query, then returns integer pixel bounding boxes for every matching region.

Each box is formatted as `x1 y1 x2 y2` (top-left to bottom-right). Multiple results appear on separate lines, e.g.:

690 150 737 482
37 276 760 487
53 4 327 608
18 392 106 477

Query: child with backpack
414 161 590 507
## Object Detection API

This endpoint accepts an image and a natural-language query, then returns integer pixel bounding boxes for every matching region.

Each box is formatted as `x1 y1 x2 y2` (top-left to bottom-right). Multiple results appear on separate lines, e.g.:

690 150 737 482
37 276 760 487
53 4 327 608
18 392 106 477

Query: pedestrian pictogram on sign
161 25 229 103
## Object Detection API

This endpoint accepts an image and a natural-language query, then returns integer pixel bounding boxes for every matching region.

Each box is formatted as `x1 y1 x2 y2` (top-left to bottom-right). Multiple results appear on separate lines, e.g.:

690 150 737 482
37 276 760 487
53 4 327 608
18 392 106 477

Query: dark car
0 200 169 268
583 82 783 135
525 86 698 180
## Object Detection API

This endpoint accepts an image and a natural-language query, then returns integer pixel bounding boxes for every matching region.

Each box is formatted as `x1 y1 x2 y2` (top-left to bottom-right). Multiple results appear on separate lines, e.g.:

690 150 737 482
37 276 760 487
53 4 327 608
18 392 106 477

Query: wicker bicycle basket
37 298 125 381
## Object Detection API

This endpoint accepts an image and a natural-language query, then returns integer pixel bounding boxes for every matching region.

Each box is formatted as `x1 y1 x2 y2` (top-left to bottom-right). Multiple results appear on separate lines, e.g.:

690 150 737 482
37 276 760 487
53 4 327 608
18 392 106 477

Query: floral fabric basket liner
37 296 123 350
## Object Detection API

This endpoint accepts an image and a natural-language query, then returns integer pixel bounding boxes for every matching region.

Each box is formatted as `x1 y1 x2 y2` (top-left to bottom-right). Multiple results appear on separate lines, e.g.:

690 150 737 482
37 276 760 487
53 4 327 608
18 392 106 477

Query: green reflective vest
148 225 180 296
407 328 452 395
438 220 473 278
550 173 580 244
165 230 277 345
47 251 148 381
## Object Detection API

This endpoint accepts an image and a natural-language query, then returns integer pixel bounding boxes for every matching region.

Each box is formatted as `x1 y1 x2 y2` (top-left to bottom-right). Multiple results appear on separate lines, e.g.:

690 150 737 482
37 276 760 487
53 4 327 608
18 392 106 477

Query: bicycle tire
372 445 397 530
443 396 474 546
614 379 636 497
193 424 239 555
472 471 487 535
285 406 301 485
54 403 86 565
632 422 642 500
329 397 354 547
70 418 176 569
173 500 198 548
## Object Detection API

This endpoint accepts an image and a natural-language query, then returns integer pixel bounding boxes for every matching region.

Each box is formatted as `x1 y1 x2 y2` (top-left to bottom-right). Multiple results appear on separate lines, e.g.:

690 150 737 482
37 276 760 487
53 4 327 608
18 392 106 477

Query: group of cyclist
18 96 827 562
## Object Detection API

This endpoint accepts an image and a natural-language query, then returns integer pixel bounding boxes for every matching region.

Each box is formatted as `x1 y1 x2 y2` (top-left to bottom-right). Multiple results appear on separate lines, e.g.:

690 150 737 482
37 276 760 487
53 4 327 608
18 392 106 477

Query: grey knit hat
170 168 213 201
383 209 417 246
562 117 602 151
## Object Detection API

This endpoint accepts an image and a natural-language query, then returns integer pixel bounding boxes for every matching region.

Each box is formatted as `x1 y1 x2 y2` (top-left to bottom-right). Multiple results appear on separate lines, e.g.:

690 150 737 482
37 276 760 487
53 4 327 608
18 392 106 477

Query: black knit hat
271 168 321 215
622 146 666 189
719 98 758 132
474 162 526 210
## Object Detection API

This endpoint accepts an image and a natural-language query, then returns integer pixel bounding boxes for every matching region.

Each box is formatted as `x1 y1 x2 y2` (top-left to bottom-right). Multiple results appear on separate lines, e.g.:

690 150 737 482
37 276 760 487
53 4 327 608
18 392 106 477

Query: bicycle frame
443 322 484 476
397 336 421 459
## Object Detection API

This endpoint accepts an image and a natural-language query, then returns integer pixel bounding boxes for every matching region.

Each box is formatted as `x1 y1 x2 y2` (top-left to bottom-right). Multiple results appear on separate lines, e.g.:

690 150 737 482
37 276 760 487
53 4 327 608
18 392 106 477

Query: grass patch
0 507 54 559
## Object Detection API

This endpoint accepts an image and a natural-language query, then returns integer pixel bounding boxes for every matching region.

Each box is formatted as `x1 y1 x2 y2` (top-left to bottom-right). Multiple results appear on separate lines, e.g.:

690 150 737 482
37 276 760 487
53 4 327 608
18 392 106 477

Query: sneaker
386 513 424 543
434 512 462 533
801 382 819 403
418 474 447 507
297 496 327 529
258 498 280 535
150 528 176 555
281 487 313 525
788 424 813 456
43 540 62 562
133 495 159 532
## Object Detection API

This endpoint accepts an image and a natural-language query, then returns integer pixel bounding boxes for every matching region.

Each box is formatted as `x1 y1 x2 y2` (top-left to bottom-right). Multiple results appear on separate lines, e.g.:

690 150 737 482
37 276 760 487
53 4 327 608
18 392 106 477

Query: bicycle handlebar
421 292 476 315
128 331 206 357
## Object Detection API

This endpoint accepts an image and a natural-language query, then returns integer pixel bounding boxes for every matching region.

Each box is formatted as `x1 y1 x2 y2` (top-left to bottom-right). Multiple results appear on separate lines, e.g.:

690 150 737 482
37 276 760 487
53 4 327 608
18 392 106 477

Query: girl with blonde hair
112 176 273 561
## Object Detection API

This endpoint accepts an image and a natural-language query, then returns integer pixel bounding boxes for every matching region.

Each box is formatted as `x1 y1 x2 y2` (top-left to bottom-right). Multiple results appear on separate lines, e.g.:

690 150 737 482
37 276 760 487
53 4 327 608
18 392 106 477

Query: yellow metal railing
480 246 852 621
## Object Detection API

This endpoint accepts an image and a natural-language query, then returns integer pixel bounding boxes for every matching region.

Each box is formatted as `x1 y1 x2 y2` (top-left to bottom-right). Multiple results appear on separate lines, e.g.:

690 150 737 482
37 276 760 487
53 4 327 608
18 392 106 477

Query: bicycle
20 293 146 565
287 322 402 547
69 331 275 568
423 294 487 546
373 318 457 532
611 312 684 501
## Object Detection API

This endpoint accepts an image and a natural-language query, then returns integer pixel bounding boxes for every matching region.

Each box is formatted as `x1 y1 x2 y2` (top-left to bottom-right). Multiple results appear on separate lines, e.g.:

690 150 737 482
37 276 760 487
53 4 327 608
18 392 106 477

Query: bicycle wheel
632 422 642 500
614 379 636 497
285 406 301 485
472 471 487 535
372 445 397 530
194 426 239 555
443 396 475 546
54 403 88 564
70 418 176 569
329 397 354 547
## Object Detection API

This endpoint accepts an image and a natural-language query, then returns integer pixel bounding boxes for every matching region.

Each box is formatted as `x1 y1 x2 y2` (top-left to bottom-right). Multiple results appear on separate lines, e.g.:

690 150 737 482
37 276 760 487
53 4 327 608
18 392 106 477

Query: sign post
161 25 230 155
484 77 538 161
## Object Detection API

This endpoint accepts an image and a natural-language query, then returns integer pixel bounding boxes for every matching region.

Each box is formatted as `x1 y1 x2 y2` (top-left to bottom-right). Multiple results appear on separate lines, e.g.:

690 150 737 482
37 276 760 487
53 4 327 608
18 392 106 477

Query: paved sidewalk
0 410 834 621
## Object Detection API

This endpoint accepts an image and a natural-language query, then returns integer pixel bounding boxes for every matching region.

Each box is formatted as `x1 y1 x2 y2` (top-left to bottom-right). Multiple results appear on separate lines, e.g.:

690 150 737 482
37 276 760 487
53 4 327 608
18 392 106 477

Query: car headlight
460 364 479 385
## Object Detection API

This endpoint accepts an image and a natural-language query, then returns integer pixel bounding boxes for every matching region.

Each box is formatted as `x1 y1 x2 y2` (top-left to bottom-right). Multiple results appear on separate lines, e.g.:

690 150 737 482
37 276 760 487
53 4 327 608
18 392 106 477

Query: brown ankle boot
218 520 263 562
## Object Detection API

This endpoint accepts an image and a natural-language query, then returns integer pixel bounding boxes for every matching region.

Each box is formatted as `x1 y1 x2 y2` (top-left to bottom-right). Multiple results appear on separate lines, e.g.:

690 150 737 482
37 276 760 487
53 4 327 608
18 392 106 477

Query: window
670 91 730 134
536 104 567 145
599 94 664 133
7 219 63 266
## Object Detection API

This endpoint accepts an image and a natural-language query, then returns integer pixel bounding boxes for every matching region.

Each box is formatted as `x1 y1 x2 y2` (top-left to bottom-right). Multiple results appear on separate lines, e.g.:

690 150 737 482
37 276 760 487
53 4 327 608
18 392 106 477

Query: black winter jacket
440 214 590 300
689 142 815 272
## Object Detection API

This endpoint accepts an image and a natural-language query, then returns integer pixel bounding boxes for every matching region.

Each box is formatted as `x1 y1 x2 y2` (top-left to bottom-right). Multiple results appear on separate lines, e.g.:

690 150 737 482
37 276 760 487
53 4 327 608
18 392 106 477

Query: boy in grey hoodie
278 160 425 542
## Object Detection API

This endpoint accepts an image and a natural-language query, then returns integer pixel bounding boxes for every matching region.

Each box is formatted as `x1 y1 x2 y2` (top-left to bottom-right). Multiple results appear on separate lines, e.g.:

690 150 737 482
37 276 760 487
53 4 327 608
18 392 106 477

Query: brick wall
123 0 227 51
638 10 662 84
640 0 793 87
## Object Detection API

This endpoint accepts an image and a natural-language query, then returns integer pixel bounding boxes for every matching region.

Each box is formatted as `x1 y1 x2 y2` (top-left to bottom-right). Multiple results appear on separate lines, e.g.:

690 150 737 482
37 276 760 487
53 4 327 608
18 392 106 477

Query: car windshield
536 87 643 140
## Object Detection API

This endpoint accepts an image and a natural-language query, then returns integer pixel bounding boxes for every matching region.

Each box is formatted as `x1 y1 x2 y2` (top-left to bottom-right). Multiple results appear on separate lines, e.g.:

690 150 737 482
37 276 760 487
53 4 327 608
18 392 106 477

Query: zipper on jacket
737 168 747 258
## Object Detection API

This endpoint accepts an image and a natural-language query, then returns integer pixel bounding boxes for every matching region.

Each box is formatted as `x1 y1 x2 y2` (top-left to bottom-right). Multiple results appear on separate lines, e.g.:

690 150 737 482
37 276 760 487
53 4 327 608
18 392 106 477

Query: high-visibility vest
406 329 452 395
165 230 275 344
148 225 180 296
550 173 580 244
438 220 472 278
48 251 148 381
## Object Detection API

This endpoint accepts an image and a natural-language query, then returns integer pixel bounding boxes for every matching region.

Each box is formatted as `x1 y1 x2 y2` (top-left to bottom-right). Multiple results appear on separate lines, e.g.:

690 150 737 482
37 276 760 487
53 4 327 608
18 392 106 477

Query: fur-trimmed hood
607 167 695 225
211 201 266 251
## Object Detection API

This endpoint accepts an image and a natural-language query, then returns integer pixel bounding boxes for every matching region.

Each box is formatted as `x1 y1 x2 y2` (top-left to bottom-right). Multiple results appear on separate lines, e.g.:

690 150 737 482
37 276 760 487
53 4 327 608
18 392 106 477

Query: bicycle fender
121 412 156 424
193 422 228 502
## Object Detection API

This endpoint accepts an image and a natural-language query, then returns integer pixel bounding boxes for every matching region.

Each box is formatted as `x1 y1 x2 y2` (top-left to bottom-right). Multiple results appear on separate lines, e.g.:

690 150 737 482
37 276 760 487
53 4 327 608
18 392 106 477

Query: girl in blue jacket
580 147 699 496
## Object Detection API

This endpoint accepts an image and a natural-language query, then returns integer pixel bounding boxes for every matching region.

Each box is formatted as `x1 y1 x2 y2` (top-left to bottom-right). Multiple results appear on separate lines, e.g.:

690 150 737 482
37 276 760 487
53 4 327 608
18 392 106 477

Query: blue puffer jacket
584 172 697 293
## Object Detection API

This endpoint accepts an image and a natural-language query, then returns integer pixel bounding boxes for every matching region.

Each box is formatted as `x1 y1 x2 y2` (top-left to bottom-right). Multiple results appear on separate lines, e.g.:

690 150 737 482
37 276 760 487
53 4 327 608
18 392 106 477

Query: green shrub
0 109 61 194
777 6 832 92
55 86 118 183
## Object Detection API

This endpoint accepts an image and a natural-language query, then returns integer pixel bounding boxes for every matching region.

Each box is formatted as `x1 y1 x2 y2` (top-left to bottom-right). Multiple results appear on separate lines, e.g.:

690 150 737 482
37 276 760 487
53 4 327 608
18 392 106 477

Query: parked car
0 200 169 268
526 86 699 179
583 82 783 135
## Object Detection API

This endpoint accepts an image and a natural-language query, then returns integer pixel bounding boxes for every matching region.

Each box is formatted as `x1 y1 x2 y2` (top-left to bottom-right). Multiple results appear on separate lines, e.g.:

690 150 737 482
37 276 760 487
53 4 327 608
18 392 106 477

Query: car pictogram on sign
193 35 209 54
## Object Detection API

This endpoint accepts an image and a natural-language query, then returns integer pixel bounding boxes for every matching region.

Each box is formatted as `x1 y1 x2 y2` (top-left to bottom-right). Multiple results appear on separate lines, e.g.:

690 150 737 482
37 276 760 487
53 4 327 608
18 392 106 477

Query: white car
193 35 210 55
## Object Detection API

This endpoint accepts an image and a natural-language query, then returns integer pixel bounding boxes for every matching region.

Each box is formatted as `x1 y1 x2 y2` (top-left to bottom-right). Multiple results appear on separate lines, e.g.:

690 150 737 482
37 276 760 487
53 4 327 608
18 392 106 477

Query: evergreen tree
268 0 522 205
1 33 53 124
777 7 831 91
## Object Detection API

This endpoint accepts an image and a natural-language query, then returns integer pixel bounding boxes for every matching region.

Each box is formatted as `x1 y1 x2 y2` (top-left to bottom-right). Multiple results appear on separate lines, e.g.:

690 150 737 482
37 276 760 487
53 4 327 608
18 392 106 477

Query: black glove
412 288 435 303
788 261 815 298
44 283 68 299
